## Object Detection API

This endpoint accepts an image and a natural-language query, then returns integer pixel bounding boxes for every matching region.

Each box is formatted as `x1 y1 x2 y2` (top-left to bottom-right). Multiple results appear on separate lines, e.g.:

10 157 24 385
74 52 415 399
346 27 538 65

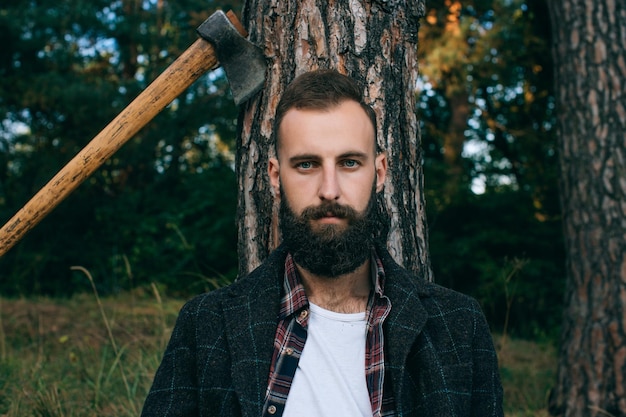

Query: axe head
197 11 266 105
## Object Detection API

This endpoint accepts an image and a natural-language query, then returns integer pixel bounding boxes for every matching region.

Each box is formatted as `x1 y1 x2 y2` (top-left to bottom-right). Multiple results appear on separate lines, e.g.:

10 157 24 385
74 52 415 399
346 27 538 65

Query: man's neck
296 260 372 314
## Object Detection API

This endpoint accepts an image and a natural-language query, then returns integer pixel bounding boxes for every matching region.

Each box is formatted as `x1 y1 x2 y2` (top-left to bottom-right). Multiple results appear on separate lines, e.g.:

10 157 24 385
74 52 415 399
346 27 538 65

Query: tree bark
548 1 626 416
235 0 432 281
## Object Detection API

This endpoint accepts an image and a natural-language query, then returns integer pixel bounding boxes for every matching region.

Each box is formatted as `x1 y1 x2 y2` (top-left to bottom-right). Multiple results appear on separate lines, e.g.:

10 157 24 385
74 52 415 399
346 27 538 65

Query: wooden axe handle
0 11 243 256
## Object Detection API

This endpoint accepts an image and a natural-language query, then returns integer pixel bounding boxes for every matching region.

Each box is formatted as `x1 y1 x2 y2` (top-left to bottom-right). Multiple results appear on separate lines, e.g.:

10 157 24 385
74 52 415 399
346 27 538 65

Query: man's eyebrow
288 154 321 164
337 151 369 160
287 151 370 164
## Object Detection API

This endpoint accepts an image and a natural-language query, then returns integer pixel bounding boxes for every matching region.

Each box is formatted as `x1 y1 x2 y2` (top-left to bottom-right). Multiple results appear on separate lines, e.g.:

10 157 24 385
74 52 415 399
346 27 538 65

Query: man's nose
318 167 340 201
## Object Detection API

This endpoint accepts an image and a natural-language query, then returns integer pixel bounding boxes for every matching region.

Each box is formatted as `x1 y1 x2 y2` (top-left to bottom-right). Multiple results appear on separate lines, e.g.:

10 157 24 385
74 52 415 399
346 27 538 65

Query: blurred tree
237 0 431 279
419 0 557 208
0 0 242 294
547 1 626 416
417 0 565 338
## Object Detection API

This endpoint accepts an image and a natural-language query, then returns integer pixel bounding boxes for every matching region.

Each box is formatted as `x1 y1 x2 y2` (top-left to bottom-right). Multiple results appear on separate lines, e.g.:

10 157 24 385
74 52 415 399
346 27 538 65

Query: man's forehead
277 102 377 157
278 136 376 160
280 100 370 122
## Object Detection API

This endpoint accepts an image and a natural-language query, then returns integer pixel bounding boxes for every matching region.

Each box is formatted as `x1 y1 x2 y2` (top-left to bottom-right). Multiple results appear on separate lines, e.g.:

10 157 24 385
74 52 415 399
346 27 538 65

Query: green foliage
428 189 564 340
87 162 239 294
0 162 238 295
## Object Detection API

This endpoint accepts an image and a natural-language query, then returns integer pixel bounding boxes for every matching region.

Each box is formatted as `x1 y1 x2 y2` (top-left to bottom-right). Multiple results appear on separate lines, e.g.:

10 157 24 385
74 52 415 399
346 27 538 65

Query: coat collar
221 245 430 416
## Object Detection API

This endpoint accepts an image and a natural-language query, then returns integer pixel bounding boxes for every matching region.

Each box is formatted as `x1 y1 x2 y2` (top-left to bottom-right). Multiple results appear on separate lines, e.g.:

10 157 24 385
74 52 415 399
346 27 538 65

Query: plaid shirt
262 250 394 417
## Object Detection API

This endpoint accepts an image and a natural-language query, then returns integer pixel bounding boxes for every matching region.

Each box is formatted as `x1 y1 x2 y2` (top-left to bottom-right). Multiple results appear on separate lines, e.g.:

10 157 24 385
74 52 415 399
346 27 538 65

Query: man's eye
297 161 313 169
342 159 359 168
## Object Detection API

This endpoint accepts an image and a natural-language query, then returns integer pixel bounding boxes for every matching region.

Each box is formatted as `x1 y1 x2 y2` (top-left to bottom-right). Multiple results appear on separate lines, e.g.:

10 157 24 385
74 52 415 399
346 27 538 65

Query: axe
0 10 265 257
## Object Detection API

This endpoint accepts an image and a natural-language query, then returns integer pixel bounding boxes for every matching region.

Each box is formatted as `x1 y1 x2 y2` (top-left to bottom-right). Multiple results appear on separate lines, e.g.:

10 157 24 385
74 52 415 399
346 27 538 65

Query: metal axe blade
0 10 266 257
197 11 266 105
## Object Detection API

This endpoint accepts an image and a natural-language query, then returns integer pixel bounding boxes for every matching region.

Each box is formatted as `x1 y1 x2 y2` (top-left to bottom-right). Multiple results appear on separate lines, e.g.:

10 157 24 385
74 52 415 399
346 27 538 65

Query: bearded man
141 70 504 417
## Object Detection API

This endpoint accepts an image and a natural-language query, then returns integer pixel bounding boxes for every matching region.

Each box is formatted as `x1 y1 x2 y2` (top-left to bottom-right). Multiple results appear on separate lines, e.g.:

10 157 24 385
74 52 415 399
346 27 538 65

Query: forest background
0 0 563 341
0 0 566 414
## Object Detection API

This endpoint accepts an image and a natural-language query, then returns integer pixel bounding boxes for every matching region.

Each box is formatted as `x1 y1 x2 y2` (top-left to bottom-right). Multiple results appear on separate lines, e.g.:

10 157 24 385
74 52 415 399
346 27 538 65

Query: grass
0 288 556 416
497 335 556 416
0 287 184 417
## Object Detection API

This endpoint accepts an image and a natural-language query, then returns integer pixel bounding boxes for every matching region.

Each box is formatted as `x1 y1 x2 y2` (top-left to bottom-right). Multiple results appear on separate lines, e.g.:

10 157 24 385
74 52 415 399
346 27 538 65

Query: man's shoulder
178 246 288 312
229 245 288 295
392 269 479 308
378 248 481 311
419 277 476 302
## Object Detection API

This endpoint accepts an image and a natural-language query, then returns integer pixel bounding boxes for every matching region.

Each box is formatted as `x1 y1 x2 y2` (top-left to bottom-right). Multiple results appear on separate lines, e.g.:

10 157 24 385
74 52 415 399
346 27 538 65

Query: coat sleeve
469 298 504 417
141 297 201 417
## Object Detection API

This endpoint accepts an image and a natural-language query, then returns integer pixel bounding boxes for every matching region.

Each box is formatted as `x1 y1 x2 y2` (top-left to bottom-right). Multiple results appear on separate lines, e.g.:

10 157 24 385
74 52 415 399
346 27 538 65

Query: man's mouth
317 215 343 224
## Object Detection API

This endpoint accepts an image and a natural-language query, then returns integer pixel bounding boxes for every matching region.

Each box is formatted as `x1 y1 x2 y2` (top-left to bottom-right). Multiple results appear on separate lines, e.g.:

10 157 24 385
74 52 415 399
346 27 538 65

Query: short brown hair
273 69 378 154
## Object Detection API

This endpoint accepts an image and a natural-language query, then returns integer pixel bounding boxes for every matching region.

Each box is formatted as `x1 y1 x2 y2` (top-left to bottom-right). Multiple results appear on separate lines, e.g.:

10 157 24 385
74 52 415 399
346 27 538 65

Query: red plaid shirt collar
264 249 394 417
277 254 309 320
279 250 387 319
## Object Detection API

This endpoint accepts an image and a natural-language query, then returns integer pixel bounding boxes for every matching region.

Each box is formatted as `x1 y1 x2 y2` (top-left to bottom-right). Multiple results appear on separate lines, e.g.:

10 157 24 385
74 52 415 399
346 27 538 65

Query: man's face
268 100 387 276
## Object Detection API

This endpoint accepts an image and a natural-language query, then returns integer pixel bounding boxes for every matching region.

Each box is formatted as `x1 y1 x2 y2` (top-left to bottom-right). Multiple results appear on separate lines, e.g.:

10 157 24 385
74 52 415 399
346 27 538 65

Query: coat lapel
379 250 430 415
221 247 287 417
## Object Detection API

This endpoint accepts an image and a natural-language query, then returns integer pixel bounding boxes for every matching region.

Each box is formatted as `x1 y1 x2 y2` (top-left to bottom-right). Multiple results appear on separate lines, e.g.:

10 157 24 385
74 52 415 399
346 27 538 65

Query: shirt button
299 310 308 320
268 405 277 414
285 347 294 355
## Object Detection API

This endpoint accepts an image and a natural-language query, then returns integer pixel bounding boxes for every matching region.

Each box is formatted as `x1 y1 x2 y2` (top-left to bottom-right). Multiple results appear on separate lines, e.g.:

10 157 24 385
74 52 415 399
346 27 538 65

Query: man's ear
268 157 281 196
375 152 387 192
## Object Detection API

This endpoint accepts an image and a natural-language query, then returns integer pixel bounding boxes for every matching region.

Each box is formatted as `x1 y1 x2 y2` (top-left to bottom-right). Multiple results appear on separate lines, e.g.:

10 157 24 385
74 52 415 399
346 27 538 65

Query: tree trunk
235 0 432 281
548 1 626 416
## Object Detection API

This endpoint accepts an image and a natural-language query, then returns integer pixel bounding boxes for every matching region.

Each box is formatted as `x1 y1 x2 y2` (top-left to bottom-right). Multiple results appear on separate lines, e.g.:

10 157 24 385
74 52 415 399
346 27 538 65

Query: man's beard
279 184 378 278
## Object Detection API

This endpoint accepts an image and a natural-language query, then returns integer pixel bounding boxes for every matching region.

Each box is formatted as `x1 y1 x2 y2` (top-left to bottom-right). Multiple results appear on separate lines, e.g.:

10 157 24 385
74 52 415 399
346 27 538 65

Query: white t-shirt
283 303 371 417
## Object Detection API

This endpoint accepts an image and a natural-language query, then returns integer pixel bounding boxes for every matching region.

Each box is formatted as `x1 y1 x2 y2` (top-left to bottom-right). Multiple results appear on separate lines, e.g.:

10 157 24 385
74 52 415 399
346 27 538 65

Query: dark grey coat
141 246 504 417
